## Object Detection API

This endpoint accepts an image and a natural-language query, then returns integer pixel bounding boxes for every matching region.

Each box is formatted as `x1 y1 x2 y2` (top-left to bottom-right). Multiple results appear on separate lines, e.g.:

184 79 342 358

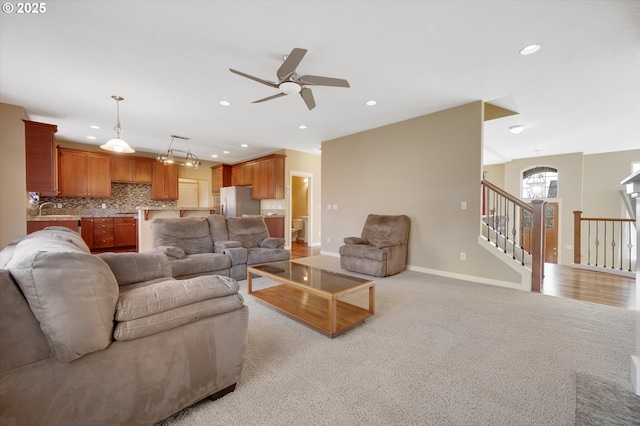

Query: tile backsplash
28 183 177 217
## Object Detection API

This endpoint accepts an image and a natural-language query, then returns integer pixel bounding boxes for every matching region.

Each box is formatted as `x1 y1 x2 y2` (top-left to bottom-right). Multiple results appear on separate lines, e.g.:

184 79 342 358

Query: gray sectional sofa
0 227 249 425
151 214 291 281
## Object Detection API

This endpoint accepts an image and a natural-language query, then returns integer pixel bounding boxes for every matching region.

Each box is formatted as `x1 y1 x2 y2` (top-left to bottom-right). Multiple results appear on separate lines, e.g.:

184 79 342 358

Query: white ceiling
1 1 639 165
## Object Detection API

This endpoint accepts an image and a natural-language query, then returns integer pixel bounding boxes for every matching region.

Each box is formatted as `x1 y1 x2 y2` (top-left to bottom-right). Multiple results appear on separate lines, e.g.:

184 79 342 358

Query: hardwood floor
288 244 636 309
541 263 636 309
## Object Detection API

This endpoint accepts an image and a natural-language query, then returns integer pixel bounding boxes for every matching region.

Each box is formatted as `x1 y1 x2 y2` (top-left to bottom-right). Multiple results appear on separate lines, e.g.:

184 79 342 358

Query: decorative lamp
157 135 201 169
100 96 135 153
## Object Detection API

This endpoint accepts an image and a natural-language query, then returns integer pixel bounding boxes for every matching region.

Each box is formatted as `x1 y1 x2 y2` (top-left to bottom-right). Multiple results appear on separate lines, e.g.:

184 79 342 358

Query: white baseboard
632 355 640 396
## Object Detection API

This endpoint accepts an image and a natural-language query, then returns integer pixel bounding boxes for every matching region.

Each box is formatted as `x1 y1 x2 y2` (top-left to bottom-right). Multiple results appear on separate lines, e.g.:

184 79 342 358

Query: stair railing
573 211 636 274
482 180 545 292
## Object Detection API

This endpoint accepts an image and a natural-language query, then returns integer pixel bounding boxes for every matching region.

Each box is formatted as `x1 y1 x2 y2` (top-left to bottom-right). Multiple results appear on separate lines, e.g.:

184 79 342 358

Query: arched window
521 166 558 199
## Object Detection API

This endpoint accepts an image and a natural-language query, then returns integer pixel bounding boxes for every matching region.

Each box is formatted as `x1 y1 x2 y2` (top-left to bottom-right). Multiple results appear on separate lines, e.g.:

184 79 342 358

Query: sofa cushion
113 294 244 341
260 237 285 249
116 275 239 321
168 253 231 279
151 217 214 254
98 252 172 286
207 214 229 243
225 217 269 248
247 248 291 265
6 231 118 362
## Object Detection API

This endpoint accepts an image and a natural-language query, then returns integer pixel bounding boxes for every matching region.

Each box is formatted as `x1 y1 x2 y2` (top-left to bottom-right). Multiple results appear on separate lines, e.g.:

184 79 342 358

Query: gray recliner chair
339 214 411 277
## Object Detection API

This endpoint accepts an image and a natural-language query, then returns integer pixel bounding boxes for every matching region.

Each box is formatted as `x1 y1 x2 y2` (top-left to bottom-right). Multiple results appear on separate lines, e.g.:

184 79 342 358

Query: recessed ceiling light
211 154 218 158
519 44 541 55
509 124 526 134
241 144 248 148
223 150 230 154
87 136 97 140
298 125 307 130
90 125 100 129
366 100 377 106
219 101 231 106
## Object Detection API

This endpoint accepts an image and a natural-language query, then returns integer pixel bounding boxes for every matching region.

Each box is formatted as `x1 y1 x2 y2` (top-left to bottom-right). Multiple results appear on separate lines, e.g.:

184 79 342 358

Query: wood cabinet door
58 149 88 196
86 153 111 197
152 163 178 199
81 218 94 248
133 160 153 183
264 217 284 238
27 220 78 234
114 218 137 247
111 157 133 182
24 120 58 195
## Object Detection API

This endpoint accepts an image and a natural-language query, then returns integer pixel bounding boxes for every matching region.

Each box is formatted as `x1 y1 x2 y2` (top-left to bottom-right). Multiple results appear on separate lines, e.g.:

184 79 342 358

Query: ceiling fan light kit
230 48 350 110
100 95 135 153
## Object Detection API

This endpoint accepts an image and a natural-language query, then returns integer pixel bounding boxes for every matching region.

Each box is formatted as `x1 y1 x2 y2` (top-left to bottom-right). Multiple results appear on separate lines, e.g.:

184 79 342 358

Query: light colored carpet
159 256 637 426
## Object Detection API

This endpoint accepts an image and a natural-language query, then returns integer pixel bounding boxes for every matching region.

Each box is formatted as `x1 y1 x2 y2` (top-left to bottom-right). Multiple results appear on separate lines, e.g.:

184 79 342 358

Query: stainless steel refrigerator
220 186 260 217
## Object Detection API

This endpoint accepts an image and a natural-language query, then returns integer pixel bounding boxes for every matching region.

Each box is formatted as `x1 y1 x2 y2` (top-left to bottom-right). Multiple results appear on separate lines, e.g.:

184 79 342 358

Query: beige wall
584 149 640 218
0 103 29 247
284 149 321 247
482 163 505 188
321 101 520 284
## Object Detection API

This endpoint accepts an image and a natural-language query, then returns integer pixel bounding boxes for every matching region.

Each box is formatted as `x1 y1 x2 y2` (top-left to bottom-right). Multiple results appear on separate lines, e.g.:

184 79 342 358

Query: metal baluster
503 197 508 253
628 221 633 272
512 202 517 260
520 212 525 265
610 221 616 269
594 221 599 266
587 220 592 265
603 221 607 267
619 220 623 270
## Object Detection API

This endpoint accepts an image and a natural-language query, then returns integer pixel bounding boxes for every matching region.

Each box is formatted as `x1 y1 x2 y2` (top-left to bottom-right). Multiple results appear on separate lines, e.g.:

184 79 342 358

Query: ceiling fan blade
252 92 287 103
277 48 307 81
229 68 278 88
300 87 316 110
298 75 350 88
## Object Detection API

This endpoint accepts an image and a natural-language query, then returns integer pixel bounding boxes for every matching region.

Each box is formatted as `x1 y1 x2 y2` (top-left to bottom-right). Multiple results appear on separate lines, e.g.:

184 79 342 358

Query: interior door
523 202 559 264
178 179 199 207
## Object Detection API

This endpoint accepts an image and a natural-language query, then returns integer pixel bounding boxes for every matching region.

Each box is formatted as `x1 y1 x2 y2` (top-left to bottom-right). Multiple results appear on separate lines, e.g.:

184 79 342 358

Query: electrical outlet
56 203 62 208
460 252 466 261
101 203 106 209
327 237 331 243
461 201 467 210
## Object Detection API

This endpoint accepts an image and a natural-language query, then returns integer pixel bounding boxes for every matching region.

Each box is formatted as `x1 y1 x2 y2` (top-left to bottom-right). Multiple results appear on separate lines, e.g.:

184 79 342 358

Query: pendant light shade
101 95 135 153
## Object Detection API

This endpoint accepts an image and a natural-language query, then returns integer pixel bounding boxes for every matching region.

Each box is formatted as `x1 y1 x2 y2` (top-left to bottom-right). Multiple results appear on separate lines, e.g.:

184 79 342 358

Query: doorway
523 202 559 263
289 171 313 248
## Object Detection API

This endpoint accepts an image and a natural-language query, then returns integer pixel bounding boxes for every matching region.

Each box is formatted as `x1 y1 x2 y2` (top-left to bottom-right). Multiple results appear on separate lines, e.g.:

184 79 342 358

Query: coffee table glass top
250 261 372 293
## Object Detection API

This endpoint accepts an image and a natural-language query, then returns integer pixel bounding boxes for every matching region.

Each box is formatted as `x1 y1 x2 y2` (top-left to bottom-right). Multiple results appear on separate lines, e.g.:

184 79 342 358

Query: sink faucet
38 202 56 216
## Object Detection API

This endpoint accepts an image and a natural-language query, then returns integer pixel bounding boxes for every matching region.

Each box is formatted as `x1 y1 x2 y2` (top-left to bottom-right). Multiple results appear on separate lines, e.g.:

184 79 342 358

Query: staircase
481 180 545 292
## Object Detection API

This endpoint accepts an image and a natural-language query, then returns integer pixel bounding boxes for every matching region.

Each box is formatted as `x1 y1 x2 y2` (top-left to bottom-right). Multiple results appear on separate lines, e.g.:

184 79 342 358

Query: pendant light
100 95 135 153
157 135 201 169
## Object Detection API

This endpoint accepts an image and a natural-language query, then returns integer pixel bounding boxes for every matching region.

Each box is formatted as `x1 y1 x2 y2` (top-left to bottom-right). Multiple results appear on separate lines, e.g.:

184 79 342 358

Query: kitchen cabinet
24 120 58 196
231 162 253 186
27 220 79 234
114 217 137 247
251 154 285 199
58 147 111 198
151 162 179 200
211 164 232 193
111 157 153 183
81 217 137 252
264 216 284 238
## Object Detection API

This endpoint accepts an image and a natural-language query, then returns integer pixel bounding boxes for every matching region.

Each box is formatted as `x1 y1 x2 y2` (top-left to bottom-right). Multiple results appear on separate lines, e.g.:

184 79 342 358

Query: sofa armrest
375 240 403 249
214 240 243 253
343 237 368 245
98 252 172 286
261 237 285 249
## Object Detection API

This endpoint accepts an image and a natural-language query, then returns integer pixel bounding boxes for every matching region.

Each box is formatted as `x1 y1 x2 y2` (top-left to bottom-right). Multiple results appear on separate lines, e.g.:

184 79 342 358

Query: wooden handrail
481 180 544 292
482 180 532 212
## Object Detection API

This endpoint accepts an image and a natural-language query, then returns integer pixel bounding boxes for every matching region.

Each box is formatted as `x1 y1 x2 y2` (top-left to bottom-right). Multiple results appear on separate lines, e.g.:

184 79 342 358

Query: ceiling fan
229 48 350 110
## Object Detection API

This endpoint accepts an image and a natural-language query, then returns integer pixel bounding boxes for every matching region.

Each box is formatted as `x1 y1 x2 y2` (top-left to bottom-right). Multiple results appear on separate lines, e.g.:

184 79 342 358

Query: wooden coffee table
247 261 375 338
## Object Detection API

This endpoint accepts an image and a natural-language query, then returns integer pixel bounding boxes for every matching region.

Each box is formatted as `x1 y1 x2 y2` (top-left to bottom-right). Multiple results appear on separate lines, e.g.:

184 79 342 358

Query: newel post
530 200 546 292
573 211 582 264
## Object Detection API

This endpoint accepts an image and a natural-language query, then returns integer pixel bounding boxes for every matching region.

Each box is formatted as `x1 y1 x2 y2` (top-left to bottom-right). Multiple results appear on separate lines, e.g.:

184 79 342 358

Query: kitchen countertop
27 213 138 221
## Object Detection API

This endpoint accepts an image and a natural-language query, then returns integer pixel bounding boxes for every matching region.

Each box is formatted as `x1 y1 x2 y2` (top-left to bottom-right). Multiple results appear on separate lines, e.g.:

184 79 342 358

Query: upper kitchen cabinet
151 162 178 200
57 147 111 198
211 164 232 193
24 120 58 196
252 154 285 199
111 157 153 183
231 162 253 187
